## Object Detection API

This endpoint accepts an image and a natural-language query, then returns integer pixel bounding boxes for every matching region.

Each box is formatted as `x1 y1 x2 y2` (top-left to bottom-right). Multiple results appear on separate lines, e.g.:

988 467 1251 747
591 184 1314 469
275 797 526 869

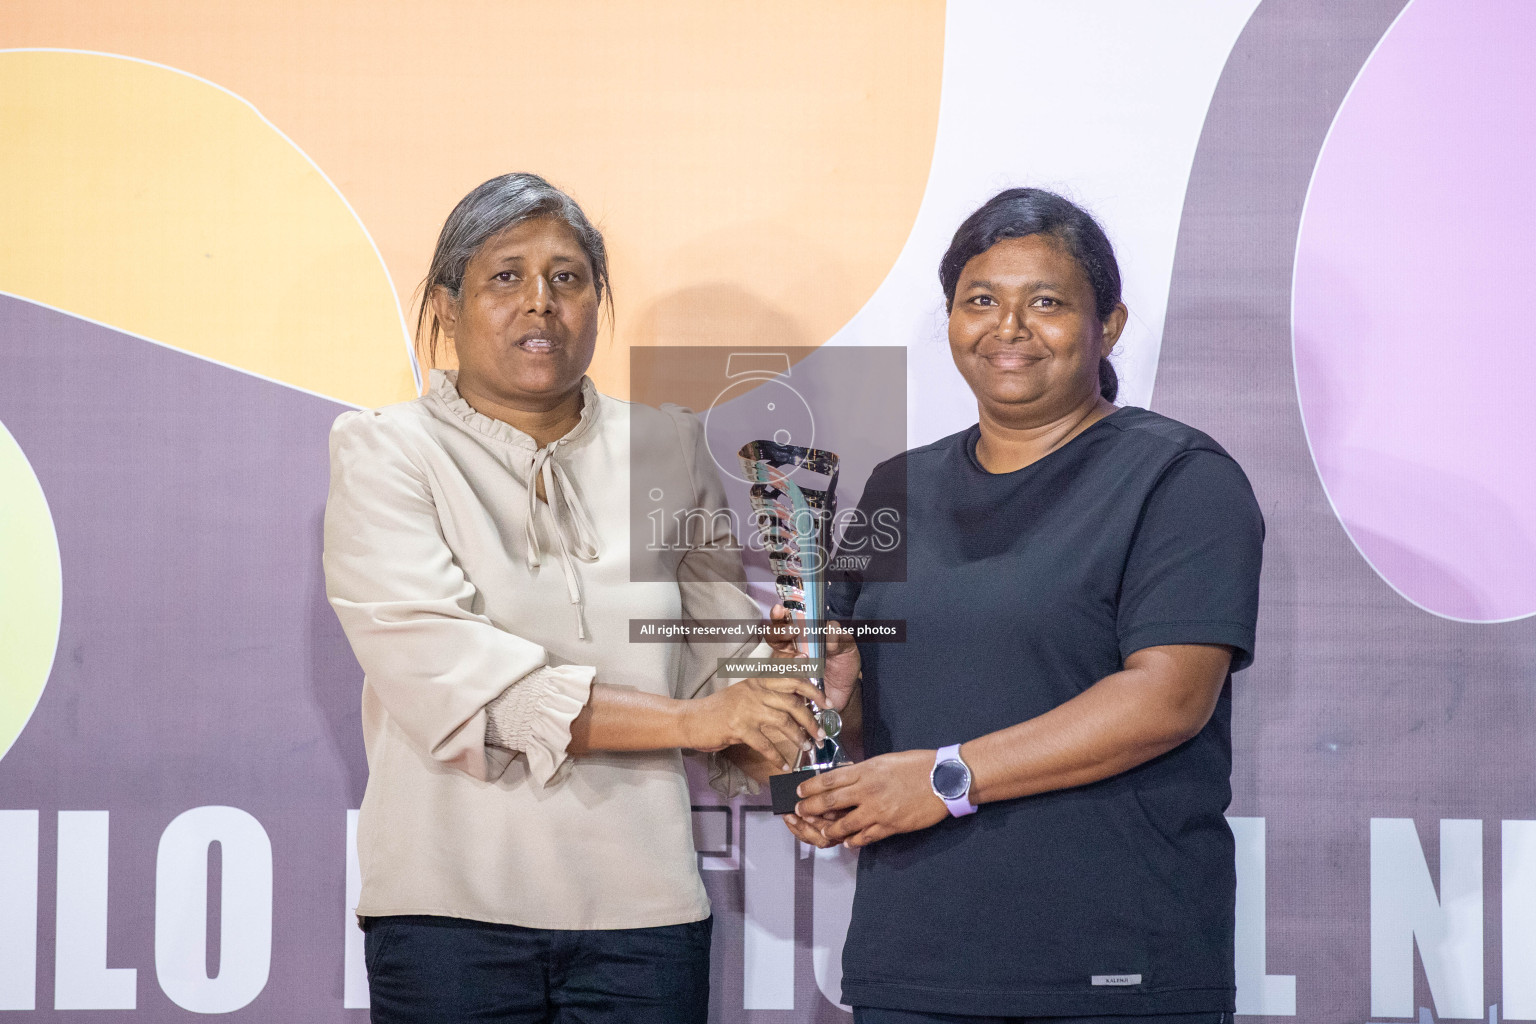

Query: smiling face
431 216 600 412
947 233 1126 427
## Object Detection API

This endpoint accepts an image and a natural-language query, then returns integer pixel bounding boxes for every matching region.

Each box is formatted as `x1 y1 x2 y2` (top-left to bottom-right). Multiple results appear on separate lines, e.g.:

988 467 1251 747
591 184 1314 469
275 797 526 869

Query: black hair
938 188 1122 402
416 172 611 370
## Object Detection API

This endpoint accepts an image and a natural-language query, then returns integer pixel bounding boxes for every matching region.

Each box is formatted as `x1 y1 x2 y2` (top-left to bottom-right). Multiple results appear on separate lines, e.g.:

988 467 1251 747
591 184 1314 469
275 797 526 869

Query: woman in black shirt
786 189 1264 1023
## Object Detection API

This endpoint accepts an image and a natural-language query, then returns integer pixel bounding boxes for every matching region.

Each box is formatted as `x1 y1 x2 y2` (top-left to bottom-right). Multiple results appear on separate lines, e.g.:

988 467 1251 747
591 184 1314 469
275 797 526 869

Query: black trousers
363 914 712 1024
853 1009 1232 1024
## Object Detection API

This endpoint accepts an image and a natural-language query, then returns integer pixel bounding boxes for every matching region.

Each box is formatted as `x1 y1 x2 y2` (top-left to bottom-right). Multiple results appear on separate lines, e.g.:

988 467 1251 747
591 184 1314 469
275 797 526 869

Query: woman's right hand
820 619 861 712
682 675 828 771
764 605 862 711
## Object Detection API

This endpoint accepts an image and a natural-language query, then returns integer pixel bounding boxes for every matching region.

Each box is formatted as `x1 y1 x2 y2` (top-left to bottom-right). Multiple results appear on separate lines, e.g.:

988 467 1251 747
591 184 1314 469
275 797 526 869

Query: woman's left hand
792 749 948 848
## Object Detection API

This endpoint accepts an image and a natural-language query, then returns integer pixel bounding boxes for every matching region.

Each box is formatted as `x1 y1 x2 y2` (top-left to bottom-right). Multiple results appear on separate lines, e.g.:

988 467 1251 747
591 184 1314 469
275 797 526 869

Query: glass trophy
737 439 851 815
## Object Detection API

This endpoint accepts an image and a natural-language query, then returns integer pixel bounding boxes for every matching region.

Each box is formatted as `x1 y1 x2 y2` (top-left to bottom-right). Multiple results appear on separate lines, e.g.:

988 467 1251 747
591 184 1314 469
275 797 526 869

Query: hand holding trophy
738 439 853 815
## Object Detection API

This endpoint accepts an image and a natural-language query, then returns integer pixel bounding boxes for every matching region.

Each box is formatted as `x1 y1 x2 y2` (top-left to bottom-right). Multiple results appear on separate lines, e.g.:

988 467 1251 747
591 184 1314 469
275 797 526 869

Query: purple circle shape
1292 0 1536 622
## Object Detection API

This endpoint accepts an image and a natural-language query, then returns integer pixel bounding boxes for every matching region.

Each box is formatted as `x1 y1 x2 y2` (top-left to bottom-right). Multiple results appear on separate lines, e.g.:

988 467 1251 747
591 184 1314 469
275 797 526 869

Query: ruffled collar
428 369 601 451
427 368 603 638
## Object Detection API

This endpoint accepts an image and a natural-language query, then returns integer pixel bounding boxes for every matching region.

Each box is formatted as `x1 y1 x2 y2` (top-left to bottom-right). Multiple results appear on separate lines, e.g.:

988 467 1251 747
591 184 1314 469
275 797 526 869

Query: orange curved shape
0 50 415 407
2 2 945 400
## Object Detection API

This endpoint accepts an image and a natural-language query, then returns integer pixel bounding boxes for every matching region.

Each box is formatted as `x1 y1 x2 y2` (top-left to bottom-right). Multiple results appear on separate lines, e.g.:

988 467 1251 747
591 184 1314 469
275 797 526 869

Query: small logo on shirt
1091 973 1143 986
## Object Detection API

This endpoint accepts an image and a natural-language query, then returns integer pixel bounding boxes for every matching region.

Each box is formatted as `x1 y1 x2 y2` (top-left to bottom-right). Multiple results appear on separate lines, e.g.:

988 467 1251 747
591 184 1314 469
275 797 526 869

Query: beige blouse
324 370 759 929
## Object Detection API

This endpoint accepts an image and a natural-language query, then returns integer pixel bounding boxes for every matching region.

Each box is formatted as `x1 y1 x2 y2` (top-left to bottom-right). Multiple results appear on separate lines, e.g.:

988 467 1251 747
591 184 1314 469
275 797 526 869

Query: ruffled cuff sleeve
485 664 597 786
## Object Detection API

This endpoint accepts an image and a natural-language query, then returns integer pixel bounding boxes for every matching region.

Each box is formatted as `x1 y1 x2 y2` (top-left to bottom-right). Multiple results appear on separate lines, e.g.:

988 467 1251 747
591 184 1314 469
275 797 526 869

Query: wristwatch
930 743 977 817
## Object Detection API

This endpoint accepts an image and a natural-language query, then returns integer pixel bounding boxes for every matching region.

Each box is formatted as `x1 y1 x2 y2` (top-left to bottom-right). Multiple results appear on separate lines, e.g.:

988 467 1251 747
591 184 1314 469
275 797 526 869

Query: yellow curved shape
0 418 62 763
0 50 414 407
0 3 944 401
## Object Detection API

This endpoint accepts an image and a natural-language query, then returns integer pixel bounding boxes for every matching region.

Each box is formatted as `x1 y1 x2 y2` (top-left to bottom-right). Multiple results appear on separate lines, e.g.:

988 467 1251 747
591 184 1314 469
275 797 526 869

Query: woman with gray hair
324 172 822 1023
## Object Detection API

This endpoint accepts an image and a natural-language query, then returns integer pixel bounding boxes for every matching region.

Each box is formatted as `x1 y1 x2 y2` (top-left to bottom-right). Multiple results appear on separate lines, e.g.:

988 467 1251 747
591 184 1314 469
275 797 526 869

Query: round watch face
932 759 970 801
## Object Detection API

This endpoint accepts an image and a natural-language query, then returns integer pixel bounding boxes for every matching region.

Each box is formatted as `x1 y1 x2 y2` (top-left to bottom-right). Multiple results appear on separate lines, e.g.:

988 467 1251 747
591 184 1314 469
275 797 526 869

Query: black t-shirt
828 407 1264 1018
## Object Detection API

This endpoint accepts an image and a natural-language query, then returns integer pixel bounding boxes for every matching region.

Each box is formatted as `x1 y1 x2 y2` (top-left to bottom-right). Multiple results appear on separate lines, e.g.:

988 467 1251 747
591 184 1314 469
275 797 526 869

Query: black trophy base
769 768 819 815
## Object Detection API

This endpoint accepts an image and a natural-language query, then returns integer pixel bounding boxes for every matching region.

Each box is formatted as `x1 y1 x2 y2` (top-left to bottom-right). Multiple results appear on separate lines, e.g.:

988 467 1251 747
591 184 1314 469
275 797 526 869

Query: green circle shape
0 417 61 763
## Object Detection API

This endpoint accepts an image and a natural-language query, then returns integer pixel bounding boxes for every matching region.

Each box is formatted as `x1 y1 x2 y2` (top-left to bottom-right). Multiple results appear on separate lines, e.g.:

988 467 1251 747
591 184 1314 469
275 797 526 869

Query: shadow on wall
1334 456 1532 622
626 286 810 593
628 284 811 409
586 217 858 400
634 283 810 345
1293 255 1536 622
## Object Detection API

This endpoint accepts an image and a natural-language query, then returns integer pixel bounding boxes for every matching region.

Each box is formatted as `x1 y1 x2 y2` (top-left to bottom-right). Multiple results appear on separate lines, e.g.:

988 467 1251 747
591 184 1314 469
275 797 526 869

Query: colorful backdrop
2 1 1533 1021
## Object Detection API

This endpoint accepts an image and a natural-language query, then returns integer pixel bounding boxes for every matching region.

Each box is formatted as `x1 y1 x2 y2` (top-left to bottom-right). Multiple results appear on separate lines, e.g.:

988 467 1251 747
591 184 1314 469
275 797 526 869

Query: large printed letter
812 843 856 1012
1504 820 1536 1020
345 809 369 1008
155 806 272 1013
1230 817 1296 1015
0 810 39 1009
54 810 136 1009
1370 818 1482 1019
743 809 796 1009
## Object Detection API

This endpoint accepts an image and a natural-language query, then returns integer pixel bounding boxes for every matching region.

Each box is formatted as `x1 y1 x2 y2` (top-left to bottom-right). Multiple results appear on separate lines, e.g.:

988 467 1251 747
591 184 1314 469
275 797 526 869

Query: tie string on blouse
525 442 601 638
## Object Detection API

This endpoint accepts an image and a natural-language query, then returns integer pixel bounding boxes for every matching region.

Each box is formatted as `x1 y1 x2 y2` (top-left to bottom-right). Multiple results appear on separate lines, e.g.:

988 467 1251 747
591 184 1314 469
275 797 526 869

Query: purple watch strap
932 743 977 817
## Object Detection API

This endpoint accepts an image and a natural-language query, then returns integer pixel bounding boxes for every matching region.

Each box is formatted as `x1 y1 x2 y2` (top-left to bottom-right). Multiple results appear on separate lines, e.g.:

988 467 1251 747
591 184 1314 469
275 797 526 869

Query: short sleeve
1116 450 1265 672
